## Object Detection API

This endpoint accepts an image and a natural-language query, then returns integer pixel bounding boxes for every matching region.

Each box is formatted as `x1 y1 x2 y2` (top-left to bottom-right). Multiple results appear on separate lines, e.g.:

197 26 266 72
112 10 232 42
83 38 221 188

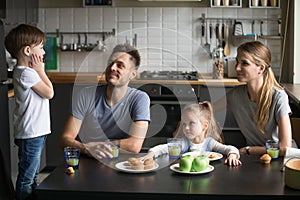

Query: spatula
224 25 230 56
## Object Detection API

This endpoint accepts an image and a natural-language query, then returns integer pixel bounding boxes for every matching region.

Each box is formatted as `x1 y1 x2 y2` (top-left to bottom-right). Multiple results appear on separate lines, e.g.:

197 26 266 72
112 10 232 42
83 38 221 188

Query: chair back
291 118 300 148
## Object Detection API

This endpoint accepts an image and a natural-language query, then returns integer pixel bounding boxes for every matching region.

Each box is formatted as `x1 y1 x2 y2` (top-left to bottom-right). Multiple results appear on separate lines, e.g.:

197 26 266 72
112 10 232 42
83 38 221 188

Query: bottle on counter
212 47 224 79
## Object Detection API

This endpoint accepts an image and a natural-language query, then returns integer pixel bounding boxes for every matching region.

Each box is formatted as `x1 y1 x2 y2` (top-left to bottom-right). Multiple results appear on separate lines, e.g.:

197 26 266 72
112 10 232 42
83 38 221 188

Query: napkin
282 147 300 171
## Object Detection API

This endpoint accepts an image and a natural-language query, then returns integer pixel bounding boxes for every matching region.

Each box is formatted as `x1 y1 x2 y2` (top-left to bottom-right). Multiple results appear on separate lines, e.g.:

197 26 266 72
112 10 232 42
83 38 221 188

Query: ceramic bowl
285 158 300 190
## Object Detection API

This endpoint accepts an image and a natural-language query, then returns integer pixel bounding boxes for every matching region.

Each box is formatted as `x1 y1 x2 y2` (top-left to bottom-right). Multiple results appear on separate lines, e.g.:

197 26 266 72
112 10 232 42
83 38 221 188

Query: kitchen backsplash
37 7 282 76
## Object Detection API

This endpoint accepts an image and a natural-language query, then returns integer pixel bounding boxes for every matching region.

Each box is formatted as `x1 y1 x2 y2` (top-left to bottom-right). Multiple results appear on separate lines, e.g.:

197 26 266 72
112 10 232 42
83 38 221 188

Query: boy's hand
29 53 44 72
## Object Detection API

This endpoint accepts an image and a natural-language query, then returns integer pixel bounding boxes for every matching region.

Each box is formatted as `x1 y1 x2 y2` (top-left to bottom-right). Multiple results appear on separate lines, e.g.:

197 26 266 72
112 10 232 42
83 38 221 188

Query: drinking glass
266 140 279 160
64 147 80 169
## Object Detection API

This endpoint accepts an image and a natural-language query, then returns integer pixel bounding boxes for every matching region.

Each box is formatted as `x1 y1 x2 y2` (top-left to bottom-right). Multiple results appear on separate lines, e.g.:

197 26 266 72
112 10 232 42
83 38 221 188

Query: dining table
35 152 300 200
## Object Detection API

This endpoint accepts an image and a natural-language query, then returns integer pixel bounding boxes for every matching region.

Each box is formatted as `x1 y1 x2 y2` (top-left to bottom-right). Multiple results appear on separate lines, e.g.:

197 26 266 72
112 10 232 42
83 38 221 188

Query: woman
224 41 292 156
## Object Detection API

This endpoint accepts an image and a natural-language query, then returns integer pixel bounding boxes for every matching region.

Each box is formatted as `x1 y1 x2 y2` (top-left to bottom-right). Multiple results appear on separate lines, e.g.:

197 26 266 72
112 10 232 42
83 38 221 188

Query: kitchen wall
37 4 282 76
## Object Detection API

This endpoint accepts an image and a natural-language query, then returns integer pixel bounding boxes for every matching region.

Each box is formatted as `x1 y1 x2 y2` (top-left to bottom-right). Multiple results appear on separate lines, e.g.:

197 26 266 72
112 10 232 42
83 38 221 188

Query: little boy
5 24 54 200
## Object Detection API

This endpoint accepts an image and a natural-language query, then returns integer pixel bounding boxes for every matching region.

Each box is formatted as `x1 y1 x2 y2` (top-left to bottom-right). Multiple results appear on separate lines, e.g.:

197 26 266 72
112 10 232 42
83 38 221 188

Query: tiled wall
38 7 282 76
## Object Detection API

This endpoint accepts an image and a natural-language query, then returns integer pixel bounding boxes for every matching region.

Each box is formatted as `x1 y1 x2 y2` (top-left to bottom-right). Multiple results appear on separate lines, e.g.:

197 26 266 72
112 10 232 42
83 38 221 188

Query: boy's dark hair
5 24 46 59
108 44 141 69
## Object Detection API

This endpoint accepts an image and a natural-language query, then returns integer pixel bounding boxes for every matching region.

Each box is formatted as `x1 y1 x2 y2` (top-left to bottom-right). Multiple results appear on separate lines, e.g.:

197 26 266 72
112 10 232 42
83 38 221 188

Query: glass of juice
167 138 182 159
64 147 80 169
266 140 279 160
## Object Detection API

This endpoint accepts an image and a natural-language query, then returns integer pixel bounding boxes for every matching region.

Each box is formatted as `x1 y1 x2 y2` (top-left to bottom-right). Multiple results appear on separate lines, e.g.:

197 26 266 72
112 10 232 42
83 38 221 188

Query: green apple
179 155 194 172
192 155 209 172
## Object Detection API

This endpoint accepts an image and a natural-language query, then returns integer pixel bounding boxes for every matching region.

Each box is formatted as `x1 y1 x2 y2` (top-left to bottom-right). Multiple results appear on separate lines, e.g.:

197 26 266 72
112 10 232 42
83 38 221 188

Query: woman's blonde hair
237 41 283 133
182 101 223 143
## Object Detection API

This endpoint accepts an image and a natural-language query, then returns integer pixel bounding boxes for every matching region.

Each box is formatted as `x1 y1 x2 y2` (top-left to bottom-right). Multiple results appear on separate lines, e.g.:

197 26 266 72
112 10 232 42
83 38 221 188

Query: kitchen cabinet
1 0 38 26
46 83 88 167
199 85 239 130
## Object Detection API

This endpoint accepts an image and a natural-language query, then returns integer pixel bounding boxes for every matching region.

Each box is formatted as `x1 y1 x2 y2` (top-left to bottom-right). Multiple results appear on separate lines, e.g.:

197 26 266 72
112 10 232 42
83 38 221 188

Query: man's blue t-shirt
71 85 151 143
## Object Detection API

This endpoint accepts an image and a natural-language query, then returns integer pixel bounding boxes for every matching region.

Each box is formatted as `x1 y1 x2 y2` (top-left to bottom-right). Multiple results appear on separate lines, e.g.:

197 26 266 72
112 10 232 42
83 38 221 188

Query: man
60 44 150 159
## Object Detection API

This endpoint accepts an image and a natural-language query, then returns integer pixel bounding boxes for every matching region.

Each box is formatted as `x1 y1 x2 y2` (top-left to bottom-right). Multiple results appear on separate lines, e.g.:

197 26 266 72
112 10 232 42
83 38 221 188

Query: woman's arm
239 115 292 156
277 115 292 156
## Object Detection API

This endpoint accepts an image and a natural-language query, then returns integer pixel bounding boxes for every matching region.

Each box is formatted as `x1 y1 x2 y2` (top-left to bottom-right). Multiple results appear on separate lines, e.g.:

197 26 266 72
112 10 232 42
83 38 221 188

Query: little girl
144 101 242 166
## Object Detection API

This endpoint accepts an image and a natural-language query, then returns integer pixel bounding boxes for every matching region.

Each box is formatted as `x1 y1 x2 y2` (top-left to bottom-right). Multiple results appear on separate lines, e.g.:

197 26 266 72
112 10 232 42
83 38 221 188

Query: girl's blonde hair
182 101 223 143
237 41 283 133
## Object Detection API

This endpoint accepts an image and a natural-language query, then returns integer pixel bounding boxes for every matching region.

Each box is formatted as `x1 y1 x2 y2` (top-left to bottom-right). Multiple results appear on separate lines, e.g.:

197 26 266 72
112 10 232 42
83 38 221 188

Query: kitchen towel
44 36 58 70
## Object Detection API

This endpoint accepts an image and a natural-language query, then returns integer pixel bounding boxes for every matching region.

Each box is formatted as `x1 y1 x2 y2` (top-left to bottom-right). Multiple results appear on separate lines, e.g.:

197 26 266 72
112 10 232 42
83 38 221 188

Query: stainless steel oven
134 83 199 138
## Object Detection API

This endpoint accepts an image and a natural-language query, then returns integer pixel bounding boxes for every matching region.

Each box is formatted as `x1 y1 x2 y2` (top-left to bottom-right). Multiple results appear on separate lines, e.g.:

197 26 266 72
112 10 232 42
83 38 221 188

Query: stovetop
139 71 199 80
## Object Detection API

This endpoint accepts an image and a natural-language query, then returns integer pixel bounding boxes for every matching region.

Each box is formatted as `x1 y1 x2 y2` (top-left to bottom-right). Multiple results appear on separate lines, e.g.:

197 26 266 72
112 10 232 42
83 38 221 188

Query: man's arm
119 120 149 154
60 115 89 155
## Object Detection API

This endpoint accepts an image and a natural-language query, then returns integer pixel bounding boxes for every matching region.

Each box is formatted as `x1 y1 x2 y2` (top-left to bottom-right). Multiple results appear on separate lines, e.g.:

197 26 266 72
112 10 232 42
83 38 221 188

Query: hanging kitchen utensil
204 21 211 55
201 22 205 45
224 25 230 57
278 19 282 36
222 23 225 48
209 23 213 47
260 21 264 36
215 23 219 47
233 20 243 36
218 23 222 48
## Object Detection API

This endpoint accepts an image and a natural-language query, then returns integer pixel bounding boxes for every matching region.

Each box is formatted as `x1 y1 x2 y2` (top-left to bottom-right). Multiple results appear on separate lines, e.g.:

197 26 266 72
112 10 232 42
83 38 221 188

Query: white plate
169 163 214 175
115 161 159 173
182 151 223 161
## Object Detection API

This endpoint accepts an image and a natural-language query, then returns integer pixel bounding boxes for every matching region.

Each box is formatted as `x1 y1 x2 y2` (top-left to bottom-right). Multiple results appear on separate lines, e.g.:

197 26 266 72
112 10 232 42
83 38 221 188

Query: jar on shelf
212 47 224 79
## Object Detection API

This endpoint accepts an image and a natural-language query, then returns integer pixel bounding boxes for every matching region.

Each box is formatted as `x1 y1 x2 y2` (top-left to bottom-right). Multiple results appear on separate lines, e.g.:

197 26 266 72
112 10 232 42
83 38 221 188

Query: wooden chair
290 118 300 148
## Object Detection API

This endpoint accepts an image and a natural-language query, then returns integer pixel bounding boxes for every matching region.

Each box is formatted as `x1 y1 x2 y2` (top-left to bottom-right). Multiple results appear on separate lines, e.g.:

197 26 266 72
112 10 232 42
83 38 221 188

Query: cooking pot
285 158 300 190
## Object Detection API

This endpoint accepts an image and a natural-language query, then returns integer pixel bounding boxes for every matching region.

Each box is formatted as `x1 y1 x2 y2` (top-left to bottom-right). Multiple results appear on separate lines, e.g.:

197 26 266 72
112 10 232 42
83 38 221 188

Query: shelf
46 29 116 37
231 34 282 46
210 0 242 8
249 0 280 8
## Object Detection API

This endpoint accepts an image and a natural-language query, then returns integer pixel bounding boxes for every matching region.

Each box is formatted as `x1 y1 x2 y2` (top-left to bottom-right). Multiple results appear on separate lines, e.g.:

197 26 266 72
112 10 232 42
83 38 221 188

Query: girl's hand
29 53 44 72
138 151 155 162
224 153 242 166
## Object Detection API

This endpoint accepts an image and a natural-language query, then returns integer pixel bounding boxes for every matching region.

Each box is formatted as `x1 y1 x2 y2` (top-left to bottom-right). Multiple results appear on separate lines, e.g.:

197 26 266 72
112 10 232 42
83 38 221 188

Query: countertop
282 83 300 104
7 72 245 98
45 72 245 86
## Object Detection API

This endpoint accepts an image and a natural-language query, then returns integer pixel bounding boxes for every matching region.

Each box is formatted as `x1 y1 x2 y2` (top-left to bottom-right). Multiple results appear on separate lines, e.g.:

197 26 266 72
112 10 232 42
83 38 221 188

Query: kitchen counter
282 83 300 104
46 72 245 86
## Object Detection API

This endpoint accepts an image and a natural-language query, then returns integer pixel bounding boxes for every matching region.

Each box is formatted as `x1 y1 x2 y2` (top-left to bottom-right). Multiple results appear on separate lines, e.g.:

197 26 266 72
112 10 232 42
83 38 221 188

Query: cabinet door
2 0 25 25
14 0 26 24
199 85 239 130
26 0 38 25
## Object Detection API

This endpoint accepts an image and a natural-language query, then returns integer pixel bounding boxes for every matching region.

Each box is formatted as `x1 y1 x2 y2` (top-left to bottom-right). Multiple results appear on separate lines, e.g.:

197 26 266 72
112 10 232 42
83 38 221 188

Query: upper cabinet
0 0 38 26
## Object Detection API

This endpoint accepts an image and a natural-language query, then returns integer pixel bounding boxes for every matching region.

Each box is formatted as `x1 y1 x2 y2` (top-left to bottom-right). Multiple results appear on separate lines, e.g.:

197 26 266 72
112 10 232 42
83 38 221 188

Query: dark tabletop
35 153 300 200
